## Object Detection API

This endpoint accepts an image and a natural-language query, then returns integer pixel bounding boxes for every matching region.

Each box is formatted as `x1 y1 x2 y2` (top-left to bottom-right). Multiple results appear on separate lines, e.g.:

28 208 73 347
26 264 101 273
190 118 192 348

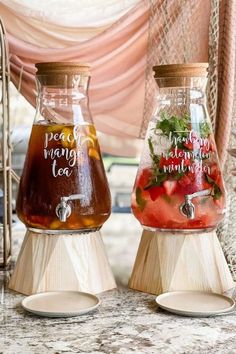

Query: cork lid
153 63 208 78
35 62 90 76
35 62 90 87
153 63 208 88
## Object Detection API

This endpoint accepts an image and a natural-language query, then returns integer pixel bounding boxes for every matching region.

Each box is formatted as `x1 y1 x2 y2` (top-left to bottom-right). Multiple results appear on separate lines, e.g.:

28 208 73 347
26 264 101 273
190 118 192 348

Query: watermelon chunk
148 185 165 201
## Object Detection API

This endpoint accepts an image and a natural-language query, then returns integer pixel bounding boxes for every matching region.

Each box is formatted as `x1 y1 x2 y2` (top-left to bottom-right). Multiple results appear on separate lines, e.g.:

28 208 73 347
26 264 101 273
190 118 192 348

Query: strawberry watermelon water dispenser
9 62 116 295
129 64 234 294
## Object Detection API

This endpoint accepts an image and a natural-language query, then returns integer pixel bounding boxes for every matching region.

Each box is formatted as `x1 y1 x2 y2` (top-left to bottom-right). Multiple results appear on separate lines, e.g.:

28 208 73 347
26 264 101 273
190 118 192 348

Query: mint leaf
205 174 222 200
199 122 211 138
148 137 160 166
135 187 146 211
154 173 168 185
155 113 190 139
144 173 167 189
156 112 211 141
206 175 215 184
160 111 169 120
213 184 222 200
172 172 185 180
148 137 154 156
156 119 172 136
173 117 184 132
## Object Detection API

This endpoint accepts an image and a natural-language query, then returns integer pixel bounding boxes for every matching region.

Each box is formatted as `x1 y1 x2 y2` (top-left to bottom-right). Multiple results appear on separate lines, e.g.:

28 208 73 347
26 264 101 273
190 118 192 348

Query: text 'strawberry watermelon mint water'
131 64 226 232
16 63 111 233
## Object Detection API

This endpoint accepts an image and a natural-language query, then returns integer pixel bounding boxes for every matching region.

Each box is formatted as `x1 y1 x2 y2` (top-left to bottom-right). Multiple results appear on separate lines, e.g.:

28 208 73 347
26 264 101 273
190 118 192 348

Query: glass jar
131 63 226 232
16 62 111 233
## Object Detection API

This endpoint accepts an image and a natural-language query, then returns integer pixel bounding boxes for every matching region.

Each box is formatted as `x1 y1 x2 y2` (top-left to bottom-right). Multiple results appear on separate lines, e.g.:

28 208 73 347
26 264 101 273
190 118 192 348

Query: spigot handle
180 188 212 220
56 194 85 223
185 188 212 201
181 201 195 220
61 194 84 203
56 202 71 222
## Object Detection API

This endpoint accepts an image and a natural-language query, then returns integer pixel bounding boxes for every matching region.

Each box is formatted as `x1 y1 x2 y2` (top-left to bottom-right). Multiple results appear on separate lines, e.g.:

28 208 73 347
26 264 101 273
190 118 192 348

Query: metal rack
0 18 12 267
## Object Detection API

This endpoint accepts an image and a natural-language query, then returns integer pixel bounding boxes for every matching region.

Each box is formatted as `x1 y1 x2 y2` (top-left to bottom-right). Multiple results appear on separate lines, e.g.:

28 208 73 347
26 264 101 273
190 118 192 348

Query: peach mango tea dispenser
129 64 234 295
9 63 116 295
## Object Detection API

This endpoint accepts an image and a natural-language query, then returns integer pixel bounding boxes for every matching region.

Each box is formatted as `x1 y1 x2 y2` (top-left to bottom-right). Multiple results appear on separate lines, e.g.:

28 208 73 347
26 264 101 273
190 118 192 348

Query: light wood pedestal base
129 230 234 295
9 230 116 295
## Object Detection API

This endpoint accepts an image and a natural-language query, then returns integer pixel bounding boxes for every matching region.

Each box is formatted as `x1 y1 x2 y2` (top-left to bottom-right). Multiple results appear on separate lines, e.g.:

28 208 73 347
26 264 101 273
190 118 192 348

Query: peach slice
88 147 100 160
46 125 63 133
81 136 95 148
61 127 75 148
49 220 63 229
84 124 97 141
82 217 95 227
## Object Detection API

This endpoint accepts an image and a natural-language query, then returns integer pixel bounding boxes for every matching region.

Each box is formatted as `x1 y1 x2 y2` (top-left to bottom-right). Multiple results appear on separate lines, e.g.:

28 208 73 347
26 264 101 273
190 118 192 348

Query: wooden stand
129 230 234 295
9 229 116 295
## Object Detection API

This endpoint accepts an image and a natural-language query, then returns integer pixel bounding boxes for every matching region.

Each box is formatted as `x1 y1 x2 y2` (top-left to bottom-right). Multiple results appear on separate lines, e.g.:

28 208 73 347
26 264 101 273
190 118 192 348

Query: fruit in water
131 112 226 231
163 180 177 196
148 185 165 201
16 123 111 231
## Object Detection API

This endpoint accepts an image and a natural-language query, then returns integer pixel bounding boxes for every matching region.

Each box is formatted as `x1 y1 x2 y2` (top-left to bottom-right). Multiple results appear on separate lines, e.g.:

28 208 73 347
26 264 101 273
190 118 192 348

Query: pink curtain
3 1 149 144
0 0 140 45
2 0 234 159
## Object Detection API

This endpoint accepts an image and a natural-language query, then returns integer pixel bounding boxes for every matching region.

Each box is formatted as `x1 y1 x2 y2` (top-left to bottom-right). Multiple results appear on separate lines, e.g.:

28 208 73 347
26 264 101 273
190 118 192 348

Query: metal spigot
55 194 84 222
180 189 212 220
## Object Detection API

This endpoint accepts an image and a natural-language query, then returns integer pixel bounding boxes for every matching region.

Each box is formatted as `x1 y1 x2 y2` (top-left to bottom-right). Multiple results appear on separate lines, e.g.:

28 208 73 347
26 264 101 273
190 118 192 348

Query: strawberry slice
207 163 221 185
137 168 152 188
184 132 212 153
183 141 194 150
178 174 192 187
176 171 211 195
163 180 177 196
184 131 200 150
148 185 165 201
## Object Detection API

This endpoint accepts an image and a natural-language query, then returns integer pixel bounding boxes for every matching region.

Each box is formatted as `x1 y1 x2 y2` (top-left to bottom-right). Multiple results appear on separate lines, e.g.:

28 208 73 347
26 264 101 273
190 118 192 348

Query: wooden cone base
9 230 116 295
129 230 234 295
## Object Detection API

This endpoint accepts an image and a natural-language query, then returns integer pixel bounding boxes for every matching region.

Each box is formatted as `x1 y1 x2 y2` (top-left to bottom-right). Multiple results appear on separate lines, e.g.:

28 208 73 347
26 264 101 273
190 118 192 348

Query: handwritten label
44 126 83 177
159 130 211 174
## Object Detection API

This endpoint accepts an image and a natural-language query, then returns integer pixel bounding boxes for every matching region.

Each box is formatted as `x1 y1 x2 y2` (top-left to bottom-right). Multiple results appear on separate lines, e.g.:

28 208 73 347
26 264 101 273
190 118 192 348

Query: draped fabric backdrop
0 0 235 158
0 0 236 275
0 0 147 156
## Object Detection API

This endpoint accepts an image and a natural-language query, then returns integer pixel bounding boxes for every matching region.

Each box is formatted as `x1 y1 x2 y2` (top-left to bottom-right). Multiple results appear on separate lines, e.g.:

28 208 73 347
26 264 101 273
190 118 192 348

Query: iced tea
16 123 111 231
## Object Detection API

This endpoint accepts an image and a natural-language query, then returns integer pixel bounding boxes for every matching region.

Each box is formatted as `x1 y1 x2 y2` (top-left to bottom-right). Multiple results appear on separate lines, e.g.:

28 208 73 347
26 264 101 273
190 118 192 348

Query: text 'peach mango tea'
131 64 226 232
16 62 111 233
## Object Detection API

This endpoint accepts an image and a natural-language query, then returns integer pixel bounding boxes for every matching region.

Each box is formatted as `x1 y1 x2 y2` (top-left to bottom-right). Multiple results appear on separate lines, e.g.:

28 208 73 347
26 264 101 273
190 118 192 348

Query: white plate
156 291 235 317
22 291 100 317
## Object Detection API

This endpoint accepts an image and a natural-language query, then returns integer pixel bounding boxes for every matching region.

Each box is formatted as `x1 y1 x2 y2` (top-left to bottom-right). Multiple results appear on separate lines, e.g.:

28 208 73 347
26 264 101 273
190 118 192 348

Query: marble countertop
1 214 236 354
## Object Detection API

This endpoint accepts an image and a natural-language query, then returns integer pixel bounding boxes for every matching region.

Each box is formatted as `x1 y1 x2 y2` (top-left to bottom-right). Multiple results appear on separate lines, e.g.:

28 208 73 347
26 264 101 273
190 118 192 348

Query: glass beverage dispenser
131 64 226 231
16 62 111 233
